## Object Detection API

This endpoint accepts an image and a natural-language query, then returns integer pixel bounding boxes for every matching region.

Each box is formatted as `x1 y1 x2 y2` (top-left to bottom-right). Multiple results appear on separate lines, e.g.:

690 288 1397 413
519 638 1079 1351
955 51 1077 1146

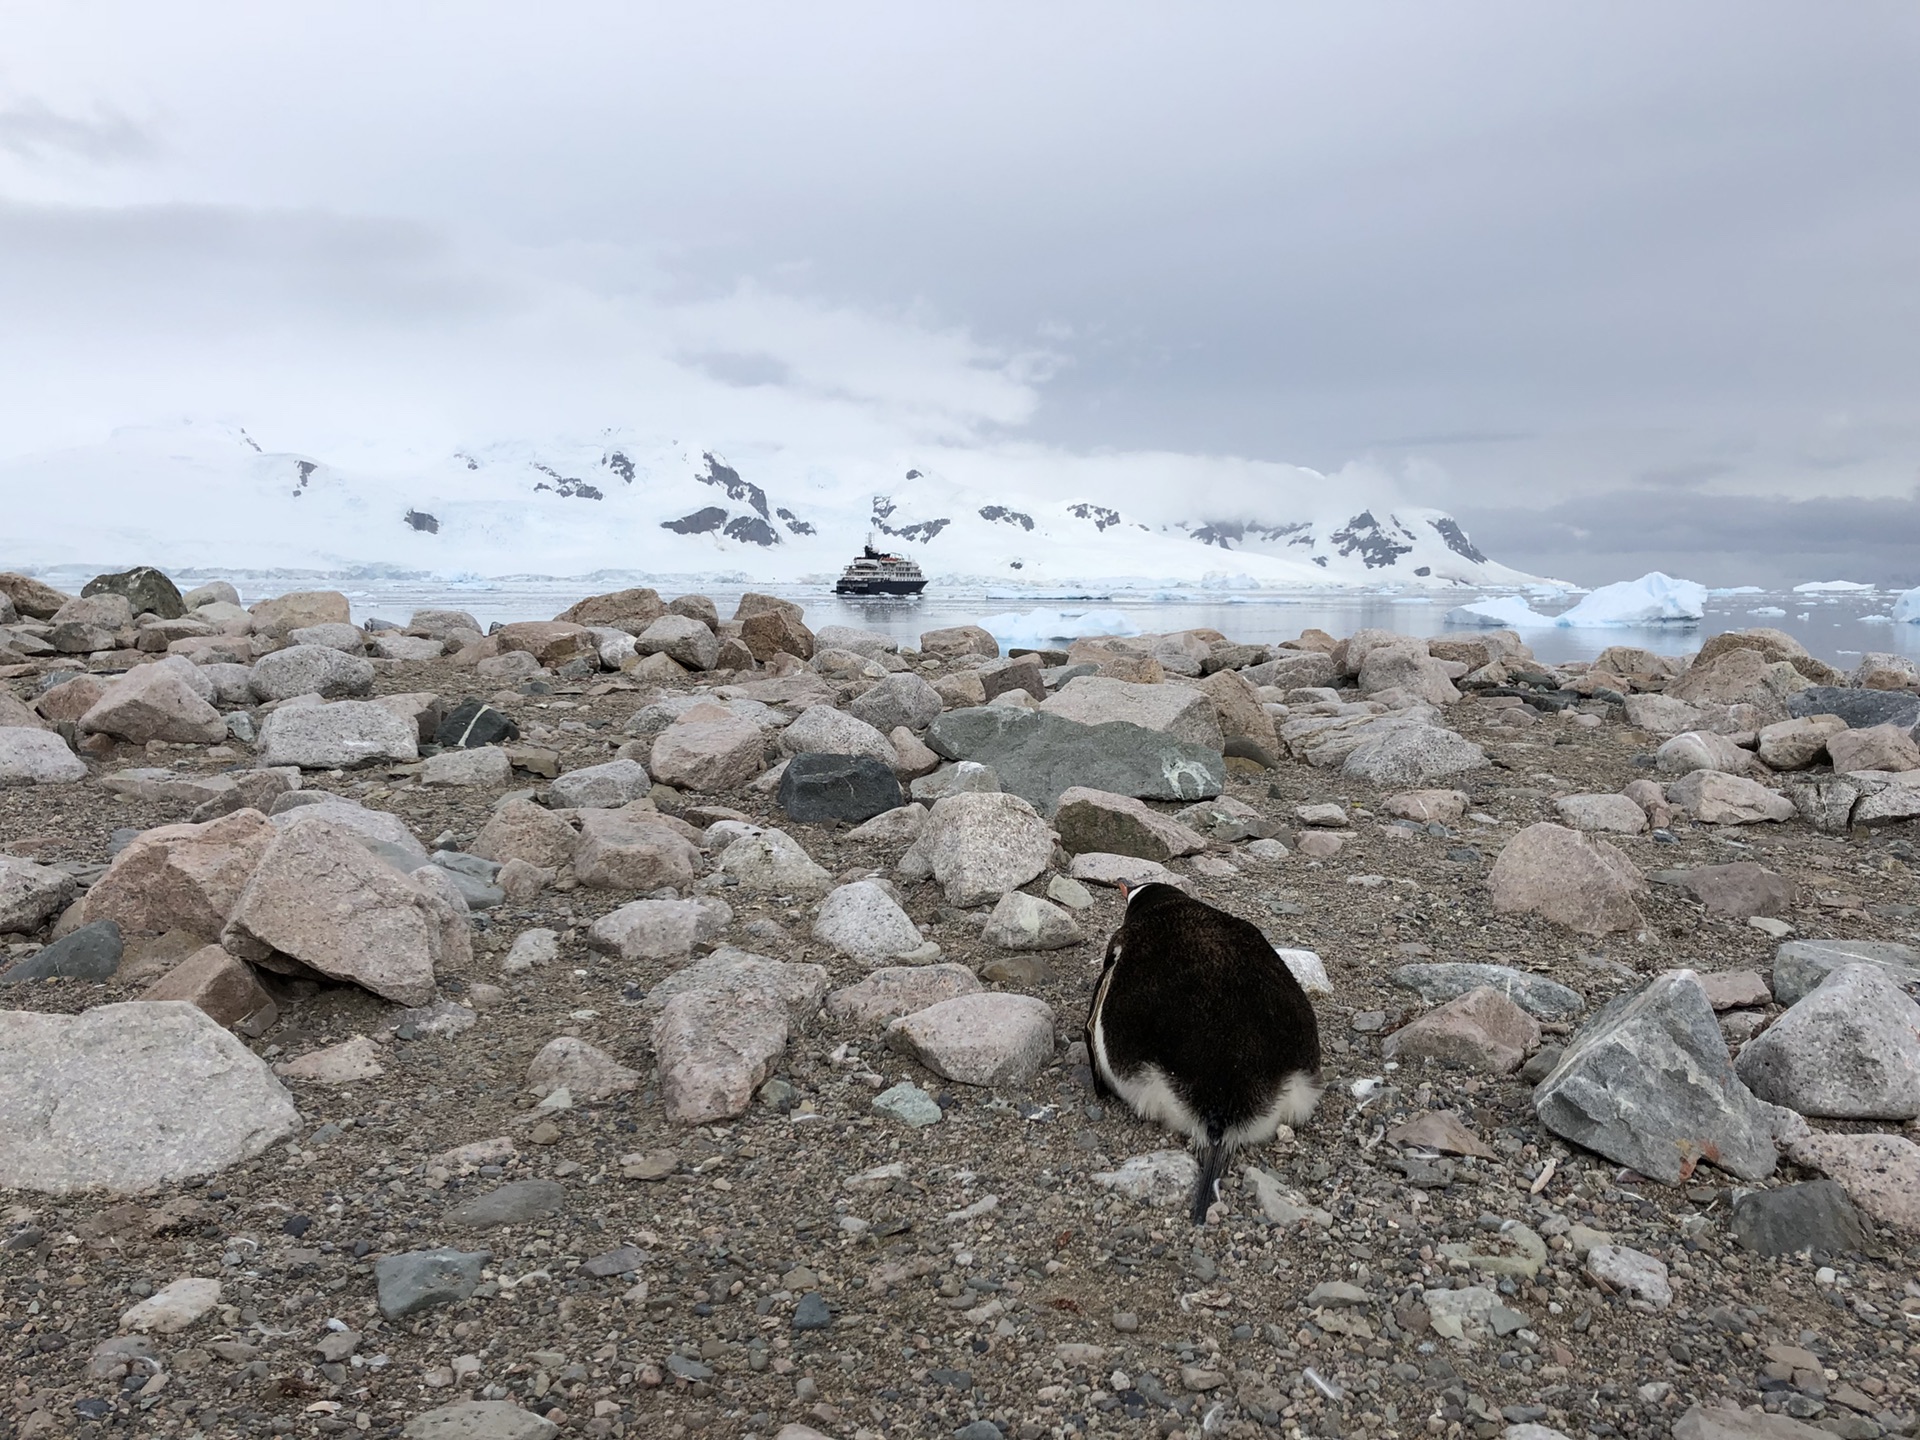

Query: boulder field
0 576 1916 1438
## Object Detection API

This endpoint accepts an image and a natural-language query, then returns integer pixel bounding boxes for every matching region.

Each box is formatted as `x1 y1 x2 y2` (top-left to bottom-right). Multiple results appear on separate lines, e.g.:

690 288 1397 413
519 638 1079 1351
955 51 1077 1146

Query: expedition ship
833 545 927 596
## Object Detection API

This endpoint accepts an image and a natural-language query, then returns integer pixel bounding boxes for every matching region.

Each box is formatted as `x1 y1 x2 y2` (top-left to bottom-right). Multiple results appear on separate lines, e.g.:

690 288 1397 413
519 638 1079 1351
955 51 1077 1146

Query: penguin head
1118 880 1185 914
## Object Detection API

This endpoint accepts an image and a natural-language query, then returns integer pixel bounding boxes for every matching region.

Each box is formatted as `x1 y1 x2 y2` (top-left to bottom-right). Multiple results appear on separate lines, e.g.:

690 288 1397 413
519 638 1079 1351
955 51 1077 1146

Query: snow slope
1 421 1554 590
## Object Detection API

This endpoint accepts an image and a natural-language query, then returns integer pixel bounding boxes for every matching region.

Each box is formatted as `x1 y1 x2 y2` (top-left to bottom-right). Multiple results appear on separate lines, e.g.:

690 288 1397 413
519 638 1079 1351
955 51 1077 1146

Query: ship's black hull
834 577 927 596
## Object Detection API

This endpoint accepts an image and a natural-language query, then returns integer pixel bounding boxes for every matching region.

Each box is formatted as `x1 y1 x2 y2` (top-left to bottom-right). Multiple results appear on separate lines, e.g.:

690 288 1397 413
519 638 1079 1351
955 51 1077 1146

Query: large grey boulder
849 672 944 733
549 758 652 809
776 704 894 766
79 663 226 745
1667 770 1794 825
897 790 1054 907
258 701 419 769
287 622 366 654
586 897 731 962
1489 823 1646 936
84 565 186 620
648 704 769 792
1533 970 1788 1183
1357 645 1459 706
1052 786 1209 861
642 947 830 1020
887 993 1056 1087
1735 965 1920 1120
713 827 832 897
0 856 76 932
0 726 87 786
0 1001 298 1194
1244 651 1339 690
1655 730 1754 778
1341 720 1489 786
652 990 789 1124
814 880 936 964
636 614 720 671
826 964 981 1026
1040 676 1223 750
249 643 375 701
1772 938 1920 1006
925 707 1223 810
269 794 428 861
1552 793 1647 834
980 890 1083 950
223 818 467 1005
813 624 895 658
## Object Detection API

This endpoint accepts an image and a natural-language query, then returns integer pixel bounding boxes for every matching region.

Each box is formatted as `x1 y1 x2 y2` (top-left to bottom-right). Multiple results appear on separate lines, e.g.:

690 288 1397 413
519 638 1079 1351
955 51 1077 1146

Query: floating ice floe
1792 580 1875 593
1444 571 1707 630
1748 606 1788 617
976 607 1142 650
1893 587 1920 624
1442 595 1553 629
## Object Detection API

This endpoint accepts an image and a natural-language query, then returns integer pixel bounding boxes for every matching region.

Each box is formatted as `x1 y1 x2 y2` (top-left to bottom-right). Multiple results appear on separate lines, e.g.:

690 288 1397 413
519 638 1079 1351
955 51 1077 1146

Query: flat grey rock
1391 963 1584 1020
0 919 122 983
401 1402 556 1439
445 1180 566 1229
1788 685 1920 733
376 1249 489 1319
1772 938 1920 1006
925 707 1223 810
1730 1179 1868 1257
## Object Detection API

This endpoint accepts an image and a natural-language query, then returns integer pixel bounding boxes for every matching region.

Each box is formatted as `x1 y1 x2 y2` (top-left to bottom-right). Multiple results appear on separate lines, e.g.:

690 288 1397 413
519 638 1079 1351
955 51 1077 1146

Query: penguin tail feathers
1189 1123 1232 1227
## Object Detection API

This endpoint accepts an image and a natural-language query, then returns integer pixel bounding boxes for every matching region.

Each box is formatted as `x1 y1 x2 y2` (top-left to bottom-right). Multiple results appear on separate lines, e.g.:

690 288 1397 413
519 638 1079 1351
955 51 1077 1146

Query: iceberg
976 607 1141 650
1748 606 1787 617
1792 580 1874 593
1443 595 1554 629
1893 587 1920 624
1445 572 1708 631
1553 572 1706 627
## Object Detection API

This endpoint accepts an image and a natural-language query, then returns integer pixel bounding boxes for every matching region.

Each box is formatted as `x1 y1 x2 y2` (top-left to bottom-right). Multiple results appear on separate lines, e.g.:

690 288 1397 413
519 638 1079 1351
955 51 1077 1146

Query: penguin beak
1115 880 1132 902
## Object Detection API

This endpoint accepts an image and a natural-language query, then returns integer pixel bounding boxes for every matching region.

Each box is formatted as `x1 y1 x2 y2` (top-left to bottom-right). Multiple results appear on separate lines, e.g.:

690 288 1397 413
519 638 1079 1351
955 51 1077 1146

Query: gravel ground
4 652 1919 1440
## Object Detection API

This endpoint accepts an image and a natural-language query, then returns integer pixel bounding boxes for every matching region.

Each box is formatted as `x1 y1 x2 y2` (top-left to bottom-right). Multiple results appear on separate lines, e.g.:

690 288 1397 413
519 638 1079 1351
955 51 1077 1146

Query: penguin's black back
1092 883 1321 1132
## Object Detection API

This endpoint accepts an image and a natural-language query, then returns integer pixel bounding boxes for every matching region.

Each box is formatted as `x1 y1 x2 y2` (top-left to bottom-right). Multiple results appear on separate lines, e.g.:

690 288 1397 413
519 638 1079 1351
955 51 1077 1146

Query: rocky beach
2 565 1918 1440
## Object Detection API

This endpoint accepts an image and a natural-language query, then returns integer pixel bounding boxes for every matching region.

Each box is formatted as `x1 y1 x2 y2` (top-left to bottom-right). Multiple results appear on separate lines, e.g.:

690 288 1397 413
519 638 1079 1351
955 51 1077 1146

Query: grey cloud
682 351 793 389
0 100 152 163
1461 486 1920 590
2 2 1918 561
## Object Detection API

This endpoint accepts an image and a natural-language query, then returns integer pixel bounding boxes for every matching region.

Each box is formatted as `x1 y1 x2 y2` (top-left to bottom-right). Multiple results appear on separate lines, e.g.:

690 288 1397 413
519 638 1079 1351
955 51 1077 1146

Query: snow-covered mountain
1 422 1552 589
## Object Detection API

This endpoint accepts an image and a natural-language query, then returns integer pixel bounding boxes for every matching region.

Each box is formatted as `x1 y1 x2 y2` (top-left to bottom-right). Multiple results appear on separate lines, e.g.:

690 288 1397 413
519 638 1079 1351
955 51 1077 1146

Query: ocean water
27 567 1919 668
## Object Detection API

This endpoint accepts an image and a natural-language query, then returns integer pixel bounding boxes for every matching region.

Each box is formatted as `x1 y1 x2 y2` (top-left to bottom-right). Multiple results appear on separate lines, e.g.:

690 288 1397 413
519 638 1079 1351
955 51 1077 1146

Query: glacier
0 420 1556 593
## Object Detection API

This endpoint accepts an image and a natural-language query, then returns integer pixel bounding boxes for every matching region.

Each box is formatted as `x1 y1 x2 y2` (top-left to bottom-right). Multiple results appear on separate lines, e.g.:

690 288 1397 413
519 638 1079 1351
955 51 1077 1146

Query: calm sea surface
28 568 1920 668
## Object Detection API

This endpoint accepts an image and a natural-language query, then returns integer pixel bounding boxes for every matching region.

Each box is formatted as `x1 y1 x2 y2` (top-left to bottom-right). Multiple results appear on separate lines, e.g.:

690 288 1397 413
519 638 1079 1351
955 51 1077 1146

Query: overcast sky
4 2 1919 585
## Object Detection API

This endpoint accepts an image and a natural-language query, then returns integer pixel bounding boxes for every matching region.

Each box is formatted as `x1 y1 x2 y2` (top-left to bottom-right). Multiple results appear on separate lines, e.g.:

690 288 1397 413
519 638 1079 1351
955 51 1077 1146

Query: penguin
1086 880 1323 1225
